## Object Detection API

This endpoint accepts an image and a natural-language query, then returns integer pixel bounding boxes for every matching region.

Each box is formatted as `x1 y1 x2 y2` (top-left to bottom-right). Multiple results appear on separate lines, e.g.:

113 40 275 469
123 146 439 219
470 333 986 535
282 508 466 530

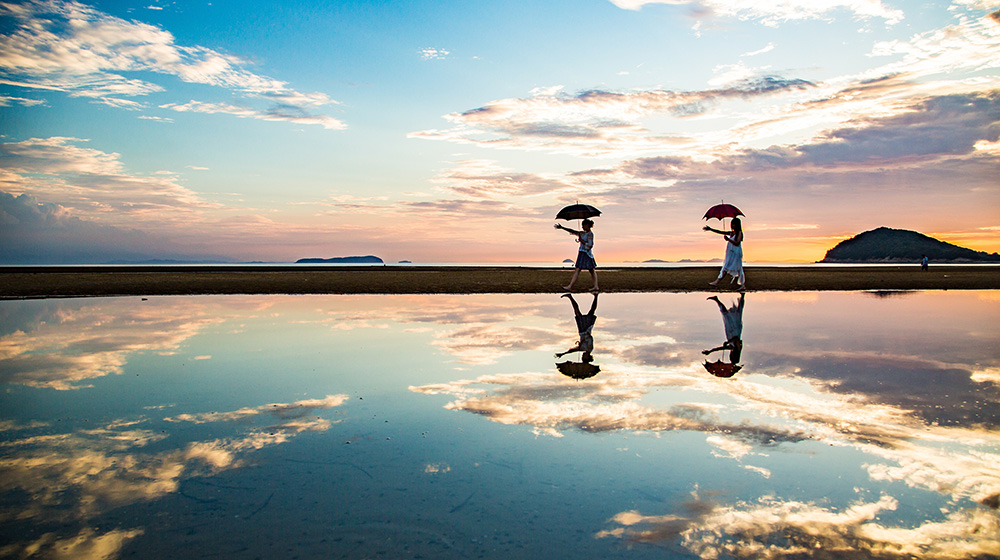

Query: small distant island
821 227 1000 263
296 255 384 264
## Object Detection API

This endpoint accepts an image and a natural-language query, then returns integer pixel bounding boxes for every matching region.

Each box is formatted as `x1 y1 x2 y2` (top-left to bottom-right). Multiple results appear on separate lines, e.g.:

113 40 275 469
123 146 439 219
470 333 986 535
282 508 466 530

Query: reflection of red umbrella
556 203 601 221
557 361 600 379
703 203 744 221
703 360 741 378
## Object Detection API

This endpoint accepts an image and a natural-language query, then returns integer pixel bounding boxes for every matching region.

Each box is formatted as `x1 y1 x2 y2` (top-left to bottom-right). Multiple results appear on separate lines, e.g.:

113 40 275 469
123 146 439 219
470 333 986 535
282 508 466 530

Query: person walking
555 219 599 292
704 217 745 290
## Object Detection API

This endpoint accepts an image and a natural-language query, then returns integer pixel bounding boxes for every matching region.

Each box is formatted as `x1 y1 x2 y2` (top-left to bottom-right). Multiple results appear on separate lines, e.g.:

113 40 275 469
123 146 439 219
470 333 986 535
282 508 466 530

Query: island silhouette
821 227 1000 263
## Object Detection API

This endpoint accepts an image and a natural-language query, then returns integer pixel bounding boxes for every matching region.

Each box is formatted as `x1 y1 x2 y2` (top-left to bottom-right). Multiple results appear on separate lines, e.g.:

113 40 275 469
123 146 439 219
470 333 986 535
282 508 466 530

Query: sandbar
2 265 998 299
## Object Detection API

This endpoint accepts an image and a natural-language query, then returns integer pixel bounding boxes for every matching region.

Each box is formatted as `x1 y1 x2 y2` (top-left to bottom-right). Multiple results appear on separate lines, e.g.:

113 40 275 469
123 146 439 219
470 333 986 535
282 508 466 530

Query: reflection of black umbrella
557 361 600 379
556 203 601 221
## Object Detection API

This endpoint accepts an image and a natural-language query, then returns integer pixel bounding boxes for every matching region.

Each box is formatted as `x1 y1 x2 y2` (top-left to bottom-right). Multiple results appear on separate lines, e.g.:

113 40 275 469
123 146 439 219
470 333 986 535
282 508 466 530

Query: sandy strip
2 265 998 299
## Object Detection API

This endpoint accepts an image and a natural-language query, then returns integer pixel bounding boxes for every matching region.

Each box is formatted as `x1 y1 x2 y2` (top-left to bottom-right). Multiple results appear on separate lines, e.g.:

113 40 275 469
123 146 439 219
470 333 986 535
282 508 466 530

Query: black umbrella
556 203 601 221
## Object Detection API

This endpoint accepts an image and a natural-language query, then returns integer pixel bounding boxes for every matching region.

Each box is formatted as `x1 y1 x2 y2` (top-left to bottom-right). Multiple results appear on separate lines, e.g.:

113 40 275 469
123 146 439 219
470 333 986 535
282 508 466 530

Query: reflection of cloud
412 370 808 446
412 356 1000 505
0 526 145 560
432 325 563 365
597 492 1000 559
753 350 1000 428
0 394 346 555
0 299 237 389
165 394 349 425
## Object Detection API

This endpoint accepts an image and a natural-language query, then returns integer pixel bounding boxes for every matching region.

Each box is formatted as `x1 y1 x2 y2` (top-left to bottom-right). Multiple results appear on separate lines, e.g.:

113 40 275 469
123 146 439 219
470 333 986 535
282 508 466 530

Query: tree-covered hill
821 227 1000 263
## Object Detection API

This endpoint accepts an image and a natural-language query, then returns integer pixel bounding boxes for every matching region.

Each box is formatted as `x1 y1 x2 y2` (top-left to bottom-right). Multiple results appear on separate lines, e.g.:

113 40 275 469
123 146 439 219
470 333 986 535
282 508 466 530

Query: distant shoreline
2 265 998 299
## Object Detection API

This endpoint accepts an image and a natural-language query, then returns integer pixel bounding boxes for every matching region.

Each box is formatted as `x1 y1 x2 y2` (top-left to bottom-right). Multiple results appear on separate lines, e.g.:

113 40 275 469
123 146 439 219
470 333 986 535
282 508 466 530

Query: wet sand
2 265 998 298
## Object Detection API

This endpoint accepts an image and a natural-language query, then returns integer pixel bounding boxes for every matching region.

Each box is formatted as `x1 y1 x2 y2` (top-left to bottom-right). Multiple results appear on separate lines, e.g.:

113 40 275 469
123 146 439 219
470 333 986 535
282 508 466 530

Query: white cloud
419 47 450 60
160 100 347 129
607 0 905 26
0 0 344 128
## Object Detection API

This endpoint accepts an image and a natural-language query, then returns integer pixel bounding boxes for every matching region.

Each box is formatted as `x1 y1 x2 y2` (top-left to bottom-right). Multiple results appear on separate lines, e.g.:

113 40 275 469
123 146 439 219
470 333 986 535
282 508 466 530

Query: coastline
2 265 998 299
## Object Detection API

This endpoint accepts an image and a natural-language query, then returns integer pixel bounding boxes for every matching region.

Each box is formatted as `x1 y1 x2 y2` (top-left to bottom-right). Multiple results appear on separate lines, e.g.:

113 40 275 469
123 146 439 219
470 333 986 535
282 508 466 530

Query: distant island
821 227 1000 263
296 255 384 264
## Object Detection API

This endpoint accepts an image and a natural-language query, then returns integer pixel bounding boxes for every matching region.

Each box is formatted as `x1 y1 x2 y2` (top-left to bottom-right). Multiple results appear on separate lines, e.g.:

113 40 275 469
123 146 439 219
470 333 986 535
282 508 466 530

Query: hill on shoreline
821 227 1000 263
296 255 384 264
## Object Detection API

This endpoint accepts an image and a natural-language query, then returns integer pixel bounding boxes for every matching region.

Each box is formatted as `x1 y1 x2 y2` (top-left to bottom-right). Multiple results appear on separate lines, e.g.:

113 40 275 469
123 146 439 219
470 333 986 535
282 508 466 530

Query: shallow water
1 291 998 559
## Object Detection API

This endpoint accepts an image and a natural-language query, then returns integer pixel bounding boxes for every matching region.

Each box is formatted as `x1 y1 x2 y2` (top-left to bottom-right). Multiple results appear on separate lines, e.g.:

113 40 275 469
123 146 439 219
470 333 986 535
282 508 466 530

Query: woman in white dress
704 217 745 290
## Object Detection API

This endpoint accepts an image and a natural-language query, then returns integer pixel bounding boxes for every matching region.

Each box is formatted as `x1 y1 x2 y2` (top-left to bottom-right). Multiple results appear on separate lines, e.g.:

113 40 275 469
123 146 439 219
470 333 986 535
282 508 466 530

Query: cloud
0 94 46 106
607 0 905 26
0 0 343 127
160 100 347 129
409 77 815 157
431 160 579 199
0 191 168 264
614 92 1000 182
413 11 998 164
419 47 450 60
0 137 212 217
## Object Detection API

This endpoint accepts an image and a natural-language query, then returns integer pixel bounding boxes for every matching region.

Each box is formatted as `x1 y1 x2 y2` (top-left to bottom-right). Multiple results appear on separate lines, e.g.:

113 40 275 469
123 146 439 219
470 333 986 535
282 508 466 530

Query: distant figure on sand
921 255 929 270
555 219 598 292
555 293 598 363
704 217 744 290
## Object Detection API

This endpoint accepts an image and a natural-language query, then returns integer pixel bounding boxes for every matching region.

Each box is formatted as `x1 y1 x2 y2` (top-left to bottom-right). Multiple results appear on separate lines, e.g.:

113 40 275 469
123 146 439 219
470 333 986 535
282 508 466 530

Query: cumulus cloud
0 0 344 127
0 191 168 264
0 137 211 216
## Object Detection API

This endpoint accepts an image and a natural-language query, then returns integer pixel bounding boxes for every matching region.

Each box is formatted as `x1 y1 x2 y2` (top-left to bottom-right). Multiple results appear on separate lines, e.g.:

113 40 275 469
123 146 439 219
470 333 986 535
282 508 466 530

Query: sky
0 0 998 264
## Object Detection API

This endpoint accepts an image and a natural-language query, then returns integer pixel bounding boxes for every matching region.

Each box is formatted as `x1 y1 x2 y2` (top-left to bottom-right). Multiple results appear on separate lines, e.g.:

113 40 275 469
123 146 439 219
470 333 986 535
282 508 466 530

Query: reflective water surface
1 291 998 559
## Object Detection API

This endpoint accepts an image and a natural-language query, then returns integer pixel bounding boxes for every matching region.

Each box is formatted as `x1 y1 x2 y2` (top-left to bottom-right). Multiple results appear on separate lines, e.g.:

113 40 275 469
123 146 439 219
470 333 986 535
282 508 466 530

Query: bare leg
562 293 582 316
564 268 581 291
589 269 599 292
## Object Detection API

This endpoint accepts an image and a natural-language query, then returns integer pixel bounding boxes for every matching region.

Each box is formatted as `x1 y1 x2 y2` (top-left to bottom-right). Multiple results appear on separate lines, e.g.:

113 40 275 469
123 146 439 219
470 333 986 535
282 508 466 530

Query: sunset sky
1 0 998 264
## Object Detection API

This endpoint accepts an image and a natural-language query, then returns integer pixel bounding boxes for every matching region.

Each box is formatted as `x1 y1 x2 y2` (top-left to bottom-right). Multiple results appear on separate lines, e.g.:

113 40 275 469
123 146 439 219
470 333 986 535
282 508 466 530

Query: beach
2 264 998 298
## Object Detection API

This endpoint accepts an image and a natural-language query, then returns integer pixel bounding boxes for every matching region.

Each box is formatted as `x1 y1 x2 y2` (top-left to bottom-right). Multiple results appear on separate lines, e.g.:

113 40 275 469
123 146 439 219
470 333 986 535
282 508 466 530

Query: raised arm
555 223 582 236
703 225 732 235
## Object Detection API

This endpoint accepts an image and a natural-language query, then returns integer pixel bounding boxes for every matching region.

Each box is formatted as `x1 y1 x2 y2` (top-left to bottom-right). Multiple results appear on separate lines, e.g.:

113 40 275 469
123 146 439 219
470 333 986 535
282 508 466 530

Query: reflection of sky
1 292 998 559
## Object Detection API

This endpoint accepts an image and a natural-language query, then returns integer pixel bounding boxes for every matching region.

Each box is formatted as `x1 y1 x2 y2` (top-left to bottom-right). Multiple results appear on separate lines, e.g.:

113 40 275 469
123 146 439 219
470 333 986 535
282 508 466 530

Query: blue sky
1 0 998 263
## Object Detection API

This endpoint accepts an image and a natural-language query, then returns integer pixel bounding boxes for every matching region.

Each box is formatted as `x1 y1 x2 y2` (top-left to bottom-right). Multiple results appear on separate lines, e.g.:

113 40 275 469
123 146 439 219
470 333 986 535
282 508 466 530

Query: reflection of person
555 293 597 362
702 294 744 378
555 293 600 379
555 219 599 292
703 217 745 290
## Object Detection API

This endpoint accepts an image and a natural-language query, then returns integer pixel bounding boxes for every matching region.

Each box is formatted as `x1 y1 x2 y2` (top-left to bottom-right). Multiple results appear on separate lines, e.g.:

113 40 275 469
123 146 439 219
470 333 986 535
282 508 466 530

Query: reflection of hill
821 227 1000 263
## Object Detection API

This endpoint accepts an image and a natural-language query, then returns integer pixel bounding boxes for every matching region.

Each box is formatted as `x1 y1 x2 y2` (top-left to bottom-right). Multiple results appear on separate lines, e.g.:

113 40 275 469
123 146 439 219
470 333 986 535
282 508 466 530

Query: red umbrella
703 203 744 221
703 360 741 378
556 203 601 221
